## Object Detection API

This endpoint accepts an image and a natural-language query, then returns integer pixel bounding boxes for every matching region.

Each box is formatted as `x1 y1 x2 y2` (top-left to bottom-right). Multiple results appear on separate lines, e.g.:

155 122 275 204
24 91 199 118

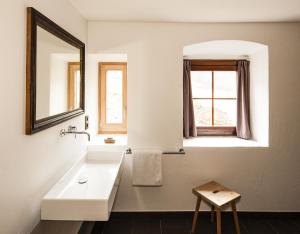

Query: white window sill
87 134 128 151
183 136 267 148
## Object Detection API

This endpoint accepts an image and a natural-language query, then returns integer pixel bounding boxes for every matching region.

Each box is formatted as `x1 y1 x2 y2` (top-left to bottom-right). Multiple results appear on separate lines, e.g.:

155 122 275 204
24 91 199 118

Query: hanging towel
132 150 162 186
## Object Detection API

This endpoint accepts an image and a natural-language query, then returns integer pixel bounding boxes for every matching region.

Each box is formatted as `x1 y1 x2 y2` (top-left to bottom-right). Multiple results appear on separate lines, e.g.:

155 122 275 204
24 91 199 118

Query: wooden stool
191 181 241 234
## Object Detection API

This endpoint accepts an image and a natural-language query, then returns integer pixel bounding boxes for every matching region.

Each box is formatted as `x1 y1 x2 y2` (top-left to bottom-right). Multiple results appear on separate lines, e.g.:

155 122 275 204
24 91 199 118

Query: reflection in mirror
36 26 81 120
68 62 81 111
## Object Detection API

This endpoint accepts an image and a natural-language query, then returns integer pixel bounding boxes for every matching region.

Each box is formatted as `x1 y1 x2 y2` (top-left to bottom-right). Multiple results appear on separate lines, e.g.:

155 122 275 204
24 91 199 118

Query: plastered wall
0 1 87 233
88 22 300 212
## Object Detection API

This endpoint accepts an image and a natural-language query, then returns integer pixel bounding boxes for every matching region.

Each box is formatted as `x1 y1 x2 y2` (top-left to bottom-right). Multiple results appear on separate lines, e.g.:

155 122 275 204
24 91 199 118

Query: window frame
191 60 238 136
98 62 127 134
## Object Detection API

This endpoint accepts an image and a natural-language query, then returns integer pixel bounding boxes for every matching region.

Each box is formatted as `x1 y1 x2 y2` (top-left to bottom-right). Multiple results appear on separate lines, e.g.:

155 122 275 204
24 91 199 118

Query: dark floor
82 212 300 234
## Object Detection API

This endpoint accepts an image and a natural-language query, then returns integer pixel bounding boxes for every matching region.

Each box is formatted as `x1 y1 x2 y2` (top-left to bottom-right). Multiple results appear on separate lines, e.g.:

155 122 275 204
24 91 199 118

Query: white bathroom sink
41 151 124 221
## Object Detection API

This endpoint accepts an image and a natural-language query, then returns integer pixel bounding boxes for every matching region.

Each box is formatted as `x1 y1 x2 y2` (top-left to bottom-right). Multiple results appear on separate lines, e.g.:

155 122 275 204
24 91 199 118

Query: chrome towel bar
163 148 185 155
125 148 185 155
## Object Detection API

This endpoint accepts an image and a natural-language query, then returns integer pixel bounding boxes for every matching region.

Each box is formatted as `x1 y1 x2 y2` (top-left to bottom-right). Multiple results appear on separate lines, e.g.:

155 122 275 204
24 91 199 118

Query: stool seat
192 181 241 208
191 181 241 234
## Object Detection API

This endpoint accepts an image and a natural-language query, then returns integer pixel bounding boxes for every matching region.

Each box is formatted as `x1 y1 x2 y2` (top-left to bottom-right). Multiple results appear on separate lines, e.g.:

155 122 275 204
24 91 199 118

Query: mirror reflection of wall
36 26 81 120
68 62 81 111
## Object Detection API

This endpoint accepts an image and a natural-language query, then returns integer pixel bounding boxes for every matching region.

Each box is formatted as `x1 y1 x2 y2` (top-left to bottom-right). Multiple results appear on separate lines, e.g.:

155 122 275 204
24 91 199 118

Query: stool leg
231 201 241 234
216 208 221 234
210 205 215 223
191 197 201 234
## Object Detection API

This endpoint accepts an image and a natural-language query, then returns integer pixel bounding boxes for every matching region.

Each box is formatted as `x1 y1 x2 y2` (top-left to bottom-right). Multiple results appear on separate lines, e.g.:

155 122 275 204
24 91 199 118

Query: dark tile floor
86 213 300 234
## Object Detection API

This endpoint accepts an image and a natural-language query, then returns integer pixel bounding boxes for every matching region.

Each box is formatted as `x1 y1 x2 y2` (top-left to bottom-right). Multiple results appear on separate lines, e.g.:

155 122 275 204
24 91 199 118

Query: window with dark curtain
183 60 251 139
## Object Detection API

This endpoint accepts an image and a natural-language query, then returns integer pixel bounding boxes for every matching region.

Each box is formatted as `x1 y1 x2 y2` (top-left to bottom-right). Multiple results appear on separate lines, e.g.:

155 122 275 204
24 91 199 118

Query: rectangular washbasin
41 151 124 221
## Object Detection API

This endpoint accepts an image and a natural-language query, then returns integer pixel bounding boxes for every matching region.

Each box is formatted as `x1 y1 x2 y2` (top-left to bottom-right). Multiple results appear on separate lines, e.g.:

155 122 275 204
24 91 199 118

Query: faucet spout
74 131 91 141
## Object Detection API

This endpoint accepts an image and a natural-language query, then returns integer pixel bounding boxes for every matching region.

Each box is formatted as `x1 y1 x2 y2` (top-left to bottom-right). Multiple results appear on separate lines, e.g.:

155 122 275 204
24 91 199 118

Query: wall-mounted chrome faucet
60 125 90 141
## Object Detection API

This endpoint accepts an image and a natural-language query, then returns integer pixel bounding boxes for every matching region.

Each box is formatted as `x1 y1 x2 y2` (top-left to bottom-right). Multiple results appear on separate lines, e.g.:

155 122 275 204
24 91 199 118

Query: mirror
26 8 85 134
36 26 81 119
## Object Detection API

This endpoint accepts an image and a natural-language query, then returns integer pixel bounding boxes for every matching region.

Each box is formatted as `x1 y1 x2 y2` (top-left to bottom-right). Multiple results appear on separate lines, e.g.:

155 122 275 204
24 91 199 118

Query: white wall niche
86 53 128 143
183 40 269 147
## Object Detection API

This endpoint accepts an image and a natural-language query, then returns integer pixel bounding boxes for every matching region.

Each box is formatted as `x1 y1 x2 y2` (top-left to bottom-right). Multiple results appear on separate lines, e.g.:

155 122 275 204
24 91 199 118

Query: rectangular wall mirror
26 7 85 134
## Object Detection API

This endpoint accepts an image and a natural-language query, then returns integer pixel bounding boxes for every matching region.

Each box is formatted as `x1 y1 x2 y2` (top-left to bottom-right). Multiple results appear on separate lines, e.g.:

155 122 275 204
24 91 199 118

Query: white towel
132 150 162 186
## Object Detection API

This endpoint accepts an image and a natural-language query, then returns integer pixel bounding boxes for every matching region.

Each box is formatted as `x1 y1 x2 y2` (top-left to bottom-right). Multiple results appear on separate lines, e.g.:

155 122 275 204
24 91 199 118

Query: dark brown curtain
237 60 251 139
183 60 197 138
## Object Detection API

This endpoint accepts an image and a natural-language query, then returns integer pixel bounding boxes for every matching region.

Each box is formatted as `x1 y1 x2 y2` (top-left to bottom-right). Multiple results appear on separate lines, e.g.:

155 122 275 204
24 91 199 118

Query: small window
68 62 81 111
98 62 127 134
191 60 237 136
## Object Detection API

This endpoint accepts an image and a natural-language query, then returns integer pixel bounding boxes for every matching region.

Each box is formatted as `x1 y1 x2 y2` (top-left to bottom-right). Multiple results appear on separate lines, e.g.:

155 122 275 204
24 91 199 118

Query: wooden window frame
68 62 80 111
98 62 127 134
191 60 237 136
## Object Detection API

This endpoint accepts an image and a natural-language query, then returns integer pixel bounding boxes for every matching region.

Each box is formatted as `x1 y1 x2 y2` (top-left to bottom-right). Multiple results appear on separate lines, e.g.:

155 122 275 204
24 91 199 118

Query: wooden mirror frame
26 7 85 135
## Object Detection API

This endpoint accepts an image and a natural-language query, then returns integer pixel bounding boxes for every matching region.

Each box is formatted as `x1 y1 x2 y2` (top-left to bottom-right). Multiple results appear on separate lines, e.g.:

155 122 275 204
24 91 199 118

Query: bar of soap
104 137 115 144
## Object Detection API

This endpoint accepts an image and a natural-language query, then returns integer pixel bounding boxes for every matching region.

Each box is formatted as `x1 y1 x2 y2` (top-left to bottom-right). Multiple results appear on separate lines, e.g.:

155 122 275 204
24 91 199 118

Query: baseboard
109 211 300 219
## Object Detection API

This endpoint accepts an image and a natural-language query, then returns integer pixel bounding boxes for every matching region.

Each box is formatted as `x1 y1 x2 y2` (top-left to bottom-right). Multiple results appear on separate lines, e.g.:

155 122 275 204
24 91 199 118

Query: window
191 60 237 136
99 62 127 134
68 62 81 111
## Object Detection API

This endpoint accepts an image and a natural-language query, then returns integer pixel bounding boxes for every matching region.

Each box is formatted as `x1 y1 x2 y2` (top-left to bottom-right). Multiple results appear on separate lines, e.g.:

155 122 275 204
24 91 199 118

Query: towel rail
163 148 185 155
125 148 185 155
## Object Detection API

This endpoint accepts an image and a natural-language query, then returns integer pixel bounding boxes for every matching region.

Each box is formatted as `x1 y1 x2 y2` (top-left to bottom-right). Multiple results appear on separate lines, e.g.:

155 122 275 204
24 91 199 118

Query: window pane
214 100 237 126
106 70 123 124
214 71 237 98
191 71 212 98
193 99 212 126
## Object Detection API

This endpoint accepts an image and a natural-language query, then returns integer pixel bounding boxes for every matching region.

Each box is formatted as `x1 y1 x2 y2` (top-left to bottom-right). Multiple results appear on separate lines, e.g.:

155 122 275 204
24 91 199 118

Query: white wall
36 35 51 119
0 1 87 234
49 55 68 116
249 49 269 145
88 22 300 212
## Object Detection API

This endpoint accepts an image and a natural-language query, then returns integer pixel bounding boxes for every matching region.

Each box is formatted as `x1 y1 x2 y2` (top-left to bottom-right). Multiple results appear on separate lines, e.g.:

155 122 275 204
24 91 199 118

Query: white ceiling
69 0 300 22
